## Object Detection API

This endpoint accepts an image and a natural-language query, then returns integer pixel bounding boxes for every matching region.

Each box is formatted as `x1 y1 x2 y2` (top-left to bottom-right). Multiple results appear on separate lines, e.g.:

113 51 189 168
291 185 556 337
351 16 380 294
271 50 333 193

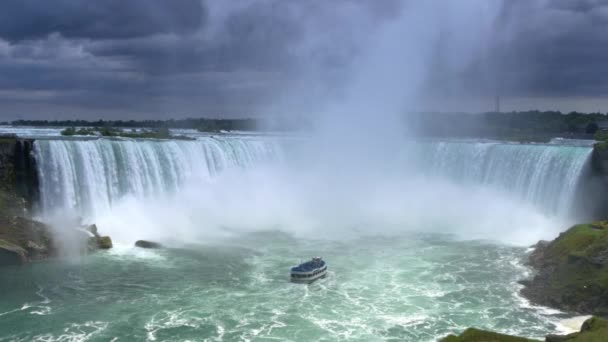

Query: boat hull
290 268 328 284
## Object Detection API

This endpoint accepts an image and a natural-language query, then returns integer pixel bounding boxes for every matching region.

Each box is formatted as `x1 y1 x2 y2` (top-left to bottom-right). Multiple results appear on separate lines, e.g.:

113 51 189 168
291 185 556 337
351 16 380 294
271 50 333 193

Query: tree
586 122 599 134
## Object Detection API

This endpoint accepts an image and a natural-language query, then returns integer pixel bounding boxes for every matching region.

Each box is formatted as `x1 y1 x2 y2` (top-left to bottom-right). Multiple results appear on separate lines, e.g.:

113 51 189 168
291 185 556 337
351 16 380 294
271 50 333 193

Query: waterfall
34 136 280 218
413 141 592 216
33 137 592 222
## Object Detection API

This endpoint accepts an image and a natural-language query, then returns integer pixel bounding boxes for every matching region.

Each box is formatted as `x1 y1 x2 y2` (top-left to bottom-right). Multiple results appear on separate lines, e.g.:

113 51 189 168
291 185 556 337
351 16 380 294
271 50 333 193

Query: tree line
412 110 608 139
9 110 608 136
11 118 259 132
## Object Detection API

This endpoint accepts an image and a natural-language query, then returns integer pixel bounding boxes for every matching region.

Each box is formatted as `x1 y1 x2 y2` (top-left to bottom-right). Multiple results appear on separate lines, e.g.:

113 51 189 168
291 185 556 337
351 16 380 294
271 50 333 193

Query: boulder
135 240 163 249
440 328 539 341
97 236 113 249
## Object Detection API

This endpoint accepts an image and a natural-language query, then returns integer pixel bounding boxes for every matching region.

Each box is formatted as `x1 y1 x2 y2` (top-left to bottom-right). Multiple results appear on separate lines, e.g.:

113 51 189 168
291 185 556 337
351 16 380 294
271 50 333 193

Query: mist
33 0 590 251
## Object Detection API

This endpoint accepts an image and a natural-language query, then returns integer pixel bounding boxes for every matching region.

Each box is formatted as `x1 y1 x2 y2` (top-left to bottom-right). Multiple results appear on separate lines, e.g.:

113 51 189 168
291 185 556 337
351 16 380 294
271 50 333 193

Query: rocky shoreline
441 222 608 341
441 316 608 342
520 222 608 317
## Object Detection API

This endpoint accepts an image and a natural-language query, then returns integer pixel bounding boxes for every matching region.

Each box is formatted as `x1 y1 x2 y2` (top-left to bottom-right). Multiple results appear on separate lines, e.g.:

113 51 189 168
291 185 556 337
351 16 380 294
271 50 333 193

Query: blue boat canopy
291 257 325 272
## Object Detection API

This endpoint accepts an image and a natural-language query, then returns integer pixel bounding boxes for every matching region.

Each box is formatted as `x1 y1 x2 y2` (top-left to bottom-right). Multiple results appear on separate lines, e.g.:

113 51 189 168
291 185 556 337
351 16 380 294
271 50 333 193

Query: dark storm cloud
495 0 608 97
87 2 303 75
424 0 608 104
0 0 204 42
0 0 607 119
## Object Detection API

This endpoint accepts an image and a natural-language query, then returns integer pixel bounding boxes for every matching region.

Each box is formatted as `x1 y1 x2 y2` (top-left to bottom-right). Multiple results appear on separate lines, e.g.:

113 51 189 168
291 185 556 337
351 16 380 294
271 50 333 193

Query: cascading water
9 136 595 341
34 136 281 219
413 141 592 216
33 136 592 223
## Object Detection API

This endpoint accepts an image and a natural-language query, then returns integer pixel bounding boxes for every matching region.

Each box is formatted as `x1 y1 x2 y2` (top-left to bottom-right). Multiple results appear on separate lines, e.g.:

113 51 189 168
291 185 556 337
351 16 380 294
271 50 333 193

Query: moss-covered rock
521 222 608 316
439 328 539 341
546 316 608 341
440 317 608 342
97 236 113 249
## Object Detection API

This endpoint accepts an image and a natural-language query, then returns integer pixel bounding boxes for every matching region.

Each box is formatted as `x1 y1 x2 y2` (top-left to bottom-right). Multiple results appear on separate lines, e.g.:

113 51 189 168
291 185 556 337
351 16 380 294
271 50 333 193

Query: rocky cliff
520 222 608 316
0 135 52 265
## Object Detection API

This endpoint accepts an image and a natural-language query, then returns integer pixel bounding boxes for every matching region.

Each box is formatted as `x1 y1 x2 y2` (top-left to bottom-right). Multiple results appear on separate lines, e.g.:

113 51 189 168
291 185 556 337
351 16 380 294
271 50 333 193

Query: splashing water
32 136 591 246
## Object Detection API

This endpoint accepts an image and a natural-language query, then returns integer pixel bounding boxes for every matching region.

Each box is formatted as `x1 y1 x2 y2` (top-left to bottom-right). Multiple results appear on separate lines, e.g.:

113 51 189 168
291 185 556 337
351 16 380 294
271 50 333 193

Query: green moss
441 318 608 342
97 236 113 249
545 223 608 261
440 328 539 342
546 317 608 342
0 238 21 251
593 141 608 151
61 126 195 140
529 222 608 314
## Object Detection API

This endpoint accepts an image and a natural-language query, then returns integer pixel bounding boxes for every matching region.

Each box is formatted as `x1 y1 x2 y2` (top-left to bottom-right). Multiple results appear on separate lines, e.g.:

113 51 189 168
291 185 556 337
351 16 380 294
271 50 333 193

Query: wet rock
97 236 113 249
0 238 27 265
527 240 550 268
135 240 163 249
439 328 539 341
85 224 99 237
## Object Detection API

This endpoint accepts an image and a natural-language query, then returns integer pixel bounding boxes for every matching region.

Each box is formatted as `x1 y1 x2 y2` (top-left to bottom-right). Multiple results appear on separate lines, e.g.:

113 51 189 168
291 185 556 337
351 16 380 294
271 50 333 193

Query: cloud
0 0 204 42
0 0 606 119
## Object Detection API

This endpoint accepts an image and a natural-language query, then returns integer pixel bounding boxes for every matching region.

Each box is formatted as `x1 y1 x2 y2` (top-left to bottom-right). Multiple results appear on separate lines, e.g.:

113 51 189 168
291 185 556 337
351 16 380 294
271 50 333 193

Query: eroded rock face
0 215 55 265
0 137 52 265
521 222 608 316
135 240 163 249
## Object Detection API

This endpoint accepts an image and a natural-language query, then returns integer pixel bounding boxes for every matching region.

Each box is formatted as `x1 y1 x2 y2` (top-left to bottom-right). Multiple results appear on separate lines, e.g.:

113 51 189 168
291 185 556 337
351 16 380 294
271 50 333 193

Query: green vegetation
593 131 608 150
60 126 194 140
413 111 608 140
440 317 608 342
522 222 608 316
560 316 608 342
16 118 261 132
544 222 608 261
15 110 608 138
586 122 599 134
440 328 539 341
60 127 97 136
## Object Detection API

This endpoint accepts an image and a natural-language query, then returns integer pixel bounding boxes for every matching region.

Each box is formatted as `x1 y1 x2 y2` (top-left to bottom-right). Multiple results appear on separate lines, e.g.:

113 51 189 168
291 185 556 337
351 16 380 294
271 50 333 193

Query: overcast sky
0 0 607 120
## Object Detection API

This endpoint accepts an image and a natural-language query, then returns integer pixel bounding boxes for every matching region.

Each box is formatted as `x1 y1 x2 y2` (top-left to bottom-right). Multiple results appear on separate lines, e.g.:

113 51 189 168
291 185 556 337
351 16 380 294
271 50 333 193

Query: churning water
0 135 593 341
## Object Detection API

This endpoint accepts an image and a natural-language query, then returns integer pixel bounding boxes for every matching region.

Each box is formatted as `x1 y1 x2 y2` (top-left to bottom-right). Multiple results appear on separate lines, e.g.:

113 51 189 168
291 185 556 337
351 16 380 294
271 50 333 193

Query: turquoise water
0 232 567 342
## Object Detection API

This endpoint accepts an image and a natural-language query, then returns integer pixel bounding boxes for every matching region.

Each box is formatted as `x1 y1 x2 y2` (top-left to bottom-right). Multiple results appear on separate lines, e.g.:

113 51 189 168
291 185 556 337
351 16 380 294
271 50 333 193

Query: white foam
105 243 166 261
555 315 592 335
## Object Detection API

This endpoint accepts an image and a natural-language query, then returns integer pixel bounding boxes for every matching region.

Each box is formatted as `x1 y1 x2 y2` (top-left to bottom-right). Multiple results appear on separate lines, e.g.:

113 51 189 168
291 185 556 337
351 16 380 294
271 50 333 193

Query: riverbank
440 316 608 341
520 222 608 317
442 221 608 341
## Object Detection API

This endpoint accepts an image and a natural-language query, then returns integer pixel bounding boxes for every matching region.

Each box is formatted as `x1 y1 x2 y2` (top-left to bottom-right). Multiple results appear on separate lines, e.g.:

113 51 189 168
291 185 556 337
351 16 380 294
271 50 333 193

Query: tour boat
290 257 327 283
